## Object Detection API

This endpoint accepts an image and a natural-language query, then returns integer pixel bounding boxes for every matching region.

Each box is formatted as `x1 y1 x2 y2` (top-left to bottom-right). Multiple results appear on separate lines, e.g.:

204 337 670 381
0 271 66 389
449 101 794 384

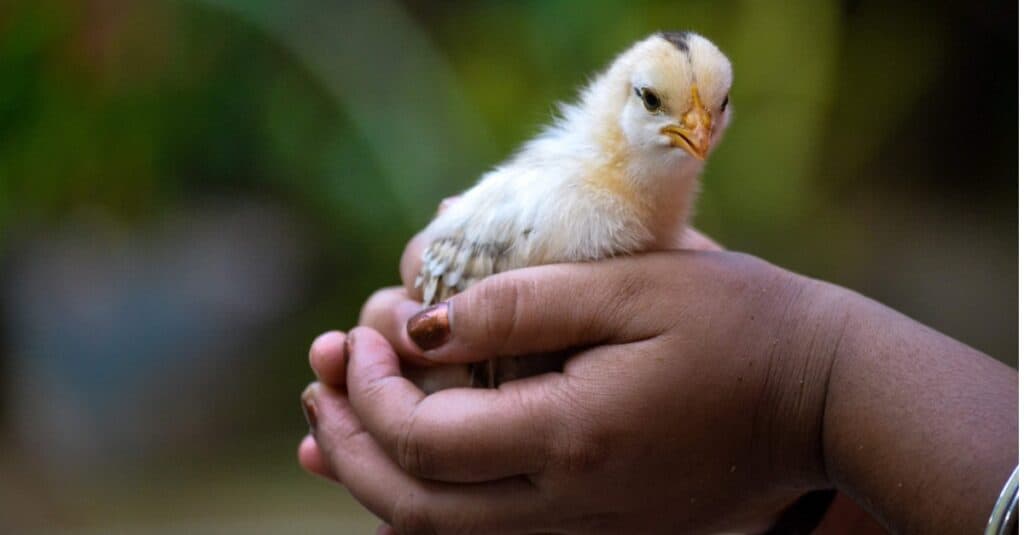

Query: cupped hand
300 246 851 533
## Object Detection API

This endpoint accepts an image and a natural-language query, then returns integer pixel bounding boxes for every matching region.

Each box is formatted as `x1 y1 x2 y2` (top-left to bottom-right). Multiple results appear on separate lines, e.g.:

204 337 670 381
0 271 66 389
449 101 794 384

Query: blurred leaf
194 0 498 228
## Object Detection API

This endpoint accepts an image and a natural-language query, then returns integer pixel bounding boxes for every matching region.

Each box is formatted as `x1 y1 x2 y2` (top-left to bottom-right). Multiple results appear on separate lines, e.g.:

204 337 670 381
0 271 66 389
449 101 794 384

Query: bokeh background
0 0 1016 532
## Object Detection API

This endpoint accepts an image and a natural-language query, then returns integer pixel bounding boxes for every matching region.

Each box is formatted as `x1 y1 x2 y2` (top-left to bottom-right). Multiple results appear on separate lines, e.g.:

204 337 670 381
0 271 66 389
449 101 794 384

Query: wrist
751 269 854 493
819 286 1018 532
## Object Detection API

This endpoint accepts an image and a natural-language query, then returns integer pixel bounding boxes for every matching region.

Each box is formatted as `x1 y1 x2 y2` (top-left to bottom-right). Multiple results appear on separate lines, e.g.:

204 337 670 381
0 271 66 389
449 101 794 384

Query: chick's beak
661 86 712 160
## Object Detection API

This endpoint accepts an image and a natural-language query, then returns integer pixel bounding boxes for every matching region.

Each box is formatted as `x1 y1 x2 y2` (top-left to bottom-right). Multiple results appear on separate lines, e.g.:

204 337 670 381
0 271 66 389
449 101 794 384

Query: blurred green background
0 0 1016 532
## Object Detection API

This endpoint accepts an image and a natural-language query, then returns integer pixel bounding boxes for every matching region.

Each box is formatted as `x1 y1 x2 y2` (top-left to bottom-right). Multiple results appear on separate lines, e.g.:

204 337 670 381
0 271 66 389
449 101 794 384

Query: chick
413 31 733 391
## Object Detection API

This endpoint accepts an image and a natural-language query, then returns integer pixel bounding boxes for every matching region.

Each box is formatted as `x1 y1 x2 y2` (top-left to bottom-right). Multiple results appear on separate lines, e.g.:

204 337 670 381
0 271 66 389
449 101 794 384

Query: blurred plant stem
193 0 497 226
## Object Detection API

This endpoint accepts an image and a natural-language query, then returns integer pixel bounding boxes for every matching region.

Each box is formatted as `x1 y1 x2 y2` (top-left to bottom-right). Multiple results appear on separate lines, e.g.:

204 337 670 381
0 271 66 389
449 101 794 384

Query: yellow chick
413 31 733 391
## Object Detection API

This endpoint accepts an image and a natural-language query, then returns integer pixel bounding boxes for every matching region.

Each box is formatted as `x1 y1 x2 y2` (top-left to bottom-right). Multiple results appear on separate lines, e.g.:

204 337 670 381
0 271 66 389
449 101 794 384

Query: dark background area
0 0 1016 531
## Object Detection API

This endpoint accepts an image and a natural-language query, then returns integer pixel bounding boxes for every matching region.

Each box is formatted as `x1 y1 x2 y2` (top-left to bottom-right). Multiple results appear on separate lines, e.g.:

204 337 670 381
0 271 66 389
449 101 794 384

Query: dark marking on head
660 31 692 54
660 31 697 85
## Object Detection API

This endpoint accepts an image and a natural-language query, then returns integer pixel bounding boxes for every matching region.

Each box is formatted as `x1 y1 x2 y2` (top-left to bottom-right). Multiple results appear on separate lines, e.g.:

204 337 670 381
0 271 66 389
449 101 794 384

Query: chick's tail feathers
415 235 567 389
416 236 505 388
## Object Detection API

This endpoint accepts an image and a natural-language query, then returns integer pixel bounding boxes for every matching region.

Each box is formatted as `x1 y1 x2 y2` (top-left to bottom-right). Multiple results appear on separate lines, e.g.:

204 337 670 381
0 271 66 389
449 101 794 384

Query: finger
308 330 348 387
405 258 668 363
678 227 724 252
297 434 336 480
358 287 434 366
400 229 432 301
345 326 561 481
376 525 397 535
304 382 545 533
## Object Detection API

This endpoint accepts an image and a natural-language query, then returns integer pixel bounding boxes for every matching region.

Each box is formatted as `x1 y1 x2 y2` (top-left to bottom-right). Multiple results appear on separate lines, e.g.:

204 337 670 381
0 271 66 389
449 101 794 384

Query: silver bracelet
985 465 1019 535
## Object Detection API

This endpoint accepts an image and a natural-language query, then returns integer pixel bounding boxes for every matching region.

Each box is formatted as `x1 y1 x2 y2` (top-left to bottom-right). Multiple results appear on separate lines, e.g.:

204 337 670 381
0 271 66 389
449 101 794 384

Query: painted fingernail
406 302 450 351
301 384 318 432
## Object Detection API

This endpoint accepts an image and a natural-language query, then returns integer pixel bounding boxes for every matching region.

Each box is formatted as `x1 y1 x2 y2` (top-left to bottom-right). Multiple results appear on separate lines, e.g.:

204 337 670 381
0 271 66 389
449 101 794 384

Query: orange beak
660 85 713 160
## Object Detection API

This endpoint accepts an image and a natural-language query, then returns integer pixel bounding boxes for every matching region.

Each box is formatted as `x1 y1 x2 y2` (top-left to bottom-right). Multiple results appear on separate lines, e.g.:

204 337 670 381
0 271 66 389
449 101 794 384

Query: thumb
405 258 662 364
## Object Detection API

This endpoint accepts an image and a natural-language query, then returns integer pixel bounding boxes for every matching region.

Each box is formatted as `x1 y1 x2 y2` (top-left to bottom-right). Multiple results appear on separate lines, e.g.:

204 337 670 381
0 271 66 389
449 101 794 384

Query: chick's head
617 32 733 161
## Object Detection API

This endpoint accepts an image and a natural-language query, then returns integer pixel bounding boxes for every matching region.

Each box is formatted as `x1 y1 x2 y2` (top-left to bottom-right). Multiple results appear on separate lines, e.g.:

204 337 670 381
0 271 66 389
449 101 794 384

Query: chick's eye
636 87 661 112
720 94 729 112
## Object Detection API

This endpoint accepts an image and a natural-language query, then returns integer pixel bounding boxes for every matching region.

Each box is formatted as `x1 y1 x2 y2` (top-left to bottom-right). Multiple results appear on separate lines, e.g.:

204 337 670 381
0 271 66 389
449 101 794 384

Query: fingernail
345 329 356 356
437 196 458 215
301 384 318 432
406 302 450 351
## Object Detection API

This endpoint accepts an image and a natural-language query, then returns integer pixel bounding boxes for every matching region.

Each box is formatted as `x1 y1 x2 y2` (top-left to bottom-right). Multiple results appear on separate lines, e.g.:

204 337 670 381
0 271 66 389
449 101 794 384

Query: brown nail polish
301 386 318 431
406 302 451 351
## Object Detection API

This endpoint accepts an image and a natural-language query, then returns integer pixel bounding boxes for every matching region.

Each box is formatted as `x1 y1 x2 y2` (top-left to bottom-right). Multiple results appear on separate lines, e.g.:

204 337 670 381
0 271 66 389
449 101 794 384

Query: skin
298 204 1017 534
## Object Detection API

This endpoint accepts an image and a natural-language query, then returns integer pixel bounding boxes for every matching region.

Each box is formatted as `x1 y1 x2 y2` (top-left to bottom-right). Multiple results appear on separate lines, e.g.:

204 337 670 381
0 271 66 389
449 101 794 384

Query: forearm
822 287 1018 533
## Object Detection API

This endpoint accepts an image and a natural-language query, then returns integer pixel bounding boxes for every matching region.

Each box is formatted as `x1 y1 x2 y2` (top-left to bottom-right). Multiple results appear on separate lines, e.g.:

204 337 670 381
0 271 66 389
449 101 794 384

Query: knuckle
395 405 437 478
715 251 768 282
470 276 531 353
554 419 611 476
361 373 393 403
508 386 558 462
530 383 609 477
392 491 437 535
590 266 654 338
608 267 652 308
564 432 610 475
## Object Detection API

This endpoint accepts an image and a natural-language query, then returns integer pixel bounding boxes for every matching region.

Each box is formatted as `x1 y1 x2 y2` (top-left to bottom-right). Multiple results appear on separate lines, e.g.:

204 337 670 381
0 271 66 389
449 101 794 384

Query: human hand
391 202 726 391
299 249 849 533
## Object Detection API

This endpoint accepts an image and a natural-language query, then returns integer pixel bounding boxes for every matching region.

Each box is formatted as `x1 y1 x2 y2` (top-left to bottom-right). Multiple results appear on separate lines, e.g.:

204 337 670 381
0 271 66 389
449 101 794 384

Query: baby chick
413 31 733 391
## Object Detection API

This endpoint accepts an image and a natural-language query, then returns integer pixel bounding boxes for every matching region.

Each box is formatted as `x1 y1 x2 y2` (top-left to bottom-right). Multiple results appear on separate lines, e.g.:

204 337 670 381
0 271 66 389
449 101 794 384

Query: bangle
986 465 1019 535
